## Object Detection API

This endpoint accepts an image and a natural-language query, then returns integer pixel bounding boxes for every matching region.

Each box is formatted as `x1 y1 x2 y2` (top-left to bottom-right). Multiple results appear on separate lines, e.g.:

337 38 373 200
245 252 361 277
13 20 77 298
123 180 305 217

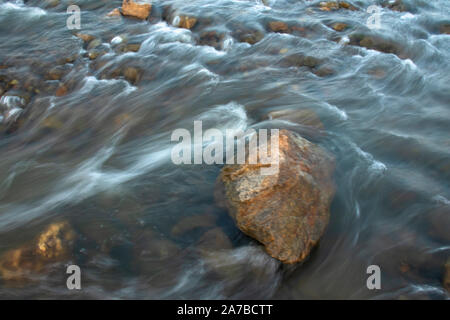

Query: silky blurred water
0 0 449 299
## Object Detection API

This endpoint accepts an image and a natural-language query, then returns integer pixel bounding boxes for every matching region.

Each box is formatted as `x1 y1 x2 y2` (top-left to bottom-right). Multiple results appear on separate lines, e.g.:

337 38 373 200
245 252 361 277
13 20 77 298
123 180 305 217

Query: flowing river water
0 0 449 299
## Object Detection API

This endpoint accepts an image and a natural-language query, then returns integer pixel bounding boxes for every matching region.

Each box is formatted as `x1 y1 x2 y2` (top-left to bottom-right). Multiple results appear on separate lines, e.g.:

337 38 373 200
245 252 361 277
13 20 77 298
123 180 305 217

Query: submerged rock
444 259 450 292
319 1 339 11
175 16 198 29
87 39 102 51
0 222 76 285
267 108 325 133
216 129 335 264
125 43 141 52
46 65 69 81
439 24 450 35
123 67 141 84
36 222 76 259
107 8 122 17
199 31 224 50
332 23 348 32
319 1 358 11
121 0 151 20
349 34 406 58
382 0 408 12
55 84 68 97
428 206 450 243
268 21 289 33
233 29 264 45
171 212 217 237
75 33 95 44
281 53 322 69
314 66 335 77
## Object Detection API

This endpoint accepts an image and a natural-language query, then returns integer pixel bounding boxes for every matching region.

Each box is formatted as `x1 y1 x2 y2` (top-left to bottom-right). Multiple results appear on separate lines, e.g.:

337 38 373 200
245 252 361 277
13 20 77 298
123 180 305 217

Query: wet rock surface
121 0 151 20
318 1 358 11
349 33 407 59
216 130 335 264
0 222 76 286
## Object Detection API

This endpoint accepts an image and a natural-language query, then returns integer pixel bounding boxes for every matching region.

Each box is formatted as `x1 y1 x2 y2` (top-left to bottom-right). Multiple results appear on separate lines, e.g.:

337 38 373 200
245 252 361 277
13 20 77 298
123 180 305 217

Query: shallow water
0 0 449 299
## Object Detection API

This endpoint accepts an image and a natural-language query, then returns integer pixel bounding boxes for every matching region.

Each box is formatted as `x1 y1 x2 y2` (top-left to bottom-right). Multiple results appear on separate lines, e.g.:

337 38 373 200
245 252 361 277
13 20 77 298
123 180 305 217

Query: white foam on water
78 76 137 97
147 22 194 45
432 194 450 205
400 13 415 20
180 63 219 81
0 96 25 109
4 107 23 121
198 101 248 133
0 1 46 18
172 15 180 27
339 36 350 46
0 102 249 232
351 142 387 174
320 101 348 120
111 36 124 45
164 245 280 299
402 58 417 70
406 284 447 296
222 36 234 51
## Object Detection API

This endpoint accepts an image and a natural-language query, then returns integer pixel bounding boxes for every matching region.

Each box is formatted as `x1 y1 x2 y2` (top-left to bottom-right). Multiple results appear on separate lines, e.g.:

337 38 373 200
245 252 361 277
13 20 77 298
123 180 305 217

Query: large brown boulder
216 129 335 264
121 0 151 20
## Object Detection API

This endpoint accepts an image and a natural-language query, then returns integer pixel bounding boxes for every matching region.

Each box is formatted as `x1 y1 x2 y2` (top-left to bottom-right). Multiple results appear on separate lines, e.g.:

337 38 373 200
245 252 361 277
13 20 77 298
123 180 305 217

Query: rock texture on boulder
216 129 335 264
121 0 151 20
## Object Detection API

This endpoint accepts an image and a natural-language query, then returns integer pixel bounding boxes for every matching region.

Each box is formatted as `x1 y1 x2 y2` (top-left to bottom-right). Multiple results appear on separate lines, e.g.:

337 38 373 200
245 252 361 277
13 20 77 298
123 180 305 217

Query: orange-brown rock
75 33 95 43
121 0 151 20
319 1 358 11
0 222 76 285
107 8 122 17
123 66 141 84
268 21 289 33
36 222 76 259
216 130 335 264
319 1 339 11
382 0 407 12
55 85 68 97
236 30 264 45
176 16 197 29
338 1 357 10
332 22 348 32
199 31 224 50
